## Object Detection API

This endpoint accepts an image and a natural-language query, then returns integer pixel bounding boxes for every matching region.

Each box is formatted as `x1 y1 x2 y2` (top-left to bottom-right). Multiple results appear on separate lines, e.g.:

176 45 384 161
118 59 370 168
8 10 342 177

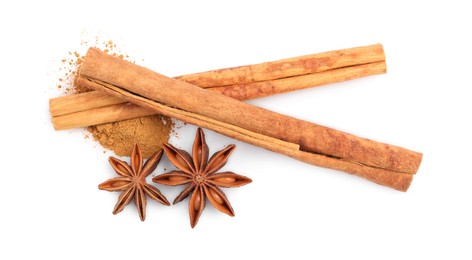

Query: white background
1 1 471 259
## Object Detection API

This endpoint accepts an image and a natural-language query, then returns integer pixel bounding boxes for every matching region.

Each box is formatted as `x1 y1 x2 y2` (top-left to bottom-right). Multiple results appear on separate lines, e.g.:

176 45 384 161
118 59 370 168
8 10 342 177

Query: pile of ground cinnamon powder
55 37 174 158
88 115 173 158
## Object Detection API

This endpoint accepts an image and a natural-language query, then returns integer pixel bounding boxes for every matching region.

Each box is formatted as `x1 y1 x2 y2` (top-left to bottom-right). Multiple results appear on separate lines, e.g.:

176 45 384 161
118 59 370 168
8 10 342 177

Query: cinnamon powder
55 37 174 158
88 115 173 158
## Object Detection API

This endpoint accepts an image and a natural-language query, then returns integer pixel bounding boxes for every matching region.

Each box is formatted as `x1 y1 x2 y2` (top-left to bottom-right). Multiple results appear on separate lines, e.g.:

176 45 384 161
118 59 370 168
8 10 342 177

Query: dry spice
153 128 252 228
78 47 422 191
88 115 173 158
99 144 170 221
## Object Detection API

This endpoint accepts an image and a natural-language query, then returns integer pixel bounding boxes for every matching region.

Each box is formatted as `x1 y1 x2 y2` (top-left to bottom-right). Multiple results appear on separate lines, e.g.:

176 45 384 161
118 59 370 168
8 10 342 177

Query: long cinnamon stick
50 45 386 129
176 44 385 87
76 48 422 191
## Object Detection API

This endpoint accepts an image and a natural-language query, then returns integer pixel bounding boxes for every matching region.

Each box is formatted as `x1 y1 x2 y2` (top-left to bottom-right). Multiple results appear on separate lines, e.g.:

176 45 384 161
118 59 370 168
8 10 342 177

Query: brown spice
98 144 170 221
88 115 173 158
153 128 252 228
78 48 422 191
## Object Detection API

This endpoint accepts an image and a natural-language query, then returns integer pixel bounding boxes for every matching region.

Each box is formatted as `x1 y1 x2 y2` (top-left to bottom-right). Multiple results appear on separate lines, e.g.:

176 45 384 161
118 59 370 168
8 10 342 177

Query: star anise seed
99 144 170 221
152 128 252 228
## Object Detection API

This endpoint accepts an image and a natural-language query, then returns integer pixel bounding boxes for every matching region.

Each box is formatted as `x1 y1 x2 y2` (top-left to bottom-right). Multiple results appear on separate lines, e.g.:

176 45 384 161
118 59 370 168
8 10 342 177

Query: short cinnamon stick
52 103 155 130
76 48 422 191
49 91 124 117
50 44 386 129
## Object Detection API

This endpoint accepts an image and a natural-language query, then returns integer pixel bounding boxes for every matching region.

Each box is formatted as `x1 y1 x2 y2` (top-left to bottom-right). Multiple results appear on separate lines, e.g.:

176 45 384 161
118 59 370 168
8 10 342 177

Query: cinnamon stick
52 103 155 130
176 43 385 87
76 48 422 191
49 91 124 117
50 45 386 129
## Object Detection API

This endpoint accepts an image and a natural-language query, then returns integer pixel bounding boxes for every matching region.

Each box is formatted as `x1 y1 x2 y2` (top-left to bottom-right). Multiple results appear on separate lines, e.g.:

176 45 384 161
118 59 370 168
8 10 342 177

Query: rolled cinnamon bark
51 103 155 130
176 44 385 87
76 48 422 191
49 91 124 117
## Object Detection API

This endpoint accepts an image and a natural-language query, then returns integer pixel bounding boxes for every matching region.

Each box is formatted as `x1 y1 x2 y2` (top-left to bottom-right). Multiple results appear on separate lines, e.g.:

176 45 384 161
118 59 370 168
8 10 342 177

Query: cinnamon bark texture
76 48 422 191
50 44 386 130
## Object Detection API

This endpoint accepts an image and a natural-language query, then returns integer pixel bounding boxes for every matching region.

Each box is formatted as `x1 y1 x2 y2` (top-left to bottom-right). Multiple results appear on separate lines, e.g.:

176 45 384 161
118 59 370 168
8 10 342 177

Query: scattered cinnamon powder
56 52 83 94
88 115 173 158
54 35 174 158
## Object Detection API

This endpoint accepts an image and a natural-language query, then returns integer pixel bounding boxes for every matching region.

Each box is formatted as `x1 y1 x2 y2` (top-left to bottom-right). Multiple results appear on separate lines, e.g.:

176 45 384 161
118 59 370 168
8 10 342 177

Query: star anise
99 144 170 221
153 128 252 228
